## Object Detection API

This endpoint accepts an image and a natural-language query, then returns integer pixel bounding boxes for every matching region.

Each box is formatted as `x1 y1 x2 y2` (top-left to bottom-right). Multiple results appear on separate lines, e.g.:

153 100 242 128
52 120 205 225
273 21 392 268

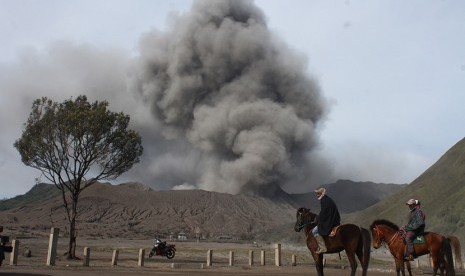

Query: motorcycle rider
154 238 166 251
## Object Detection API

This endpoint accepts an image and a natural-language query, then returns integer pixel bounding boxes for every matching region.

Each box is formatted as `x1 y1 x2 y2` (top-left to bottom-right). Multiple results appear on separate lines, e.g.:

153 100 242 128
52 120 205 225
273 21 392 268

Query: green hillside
345 137 465 242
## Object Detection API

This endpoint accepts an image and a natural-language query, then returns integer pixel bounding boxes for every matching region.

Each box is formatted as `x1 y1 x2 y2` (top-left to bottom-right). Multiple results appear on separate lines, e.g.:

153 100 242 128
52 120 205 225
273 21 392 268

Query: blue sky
1 0 464 198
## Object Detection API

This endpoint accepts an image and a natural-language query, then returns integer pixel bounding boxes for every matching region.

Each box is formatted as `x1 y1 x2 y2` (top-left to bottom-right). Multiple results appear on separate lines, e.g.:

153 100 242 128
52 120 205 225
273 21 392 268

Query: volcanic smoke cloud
134 0 328 195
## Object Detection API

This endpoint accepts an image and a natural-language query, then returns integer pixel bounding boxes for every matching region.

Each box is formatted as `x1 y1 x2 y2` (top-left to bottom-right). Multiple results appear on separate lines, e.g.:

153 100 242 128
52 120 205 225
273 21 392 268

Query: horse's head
294 207 317 232
370 224 384 249
370 219 399 249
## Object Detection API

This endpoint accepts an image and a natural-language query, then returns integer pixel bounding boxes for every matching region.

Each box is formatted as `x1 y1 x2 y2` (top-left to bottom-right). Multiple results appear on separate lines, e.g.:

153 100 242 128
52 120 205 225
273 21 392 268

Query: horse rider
400 198 425 261
312 187 341 254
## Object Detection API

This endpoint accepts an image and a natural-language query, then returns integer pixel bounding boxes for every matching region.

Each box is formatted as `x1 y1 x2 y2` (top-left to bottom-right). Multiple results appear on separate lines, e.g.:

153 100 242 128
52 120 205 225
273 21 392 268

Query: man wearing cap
401 199 425 261
312 187 341 254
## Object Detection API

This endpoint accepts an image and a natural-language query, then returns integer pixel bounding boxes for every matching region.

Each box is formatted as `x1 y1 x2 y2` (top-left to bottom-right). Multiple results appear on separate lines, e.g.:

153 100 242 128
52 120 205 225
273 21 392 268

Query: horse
294 207 371 276
447 235 462 270
370 219 455 276
403 235 462 275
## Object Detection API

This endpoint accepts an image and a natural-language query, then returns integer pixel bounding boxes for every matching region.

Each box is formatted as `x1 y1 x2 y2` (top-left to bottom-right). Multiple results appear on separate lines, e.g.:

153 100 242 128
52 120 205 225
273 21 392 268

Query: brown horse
370 219 455 276
403 235 462 275
294 208 371 276
447 235 462 270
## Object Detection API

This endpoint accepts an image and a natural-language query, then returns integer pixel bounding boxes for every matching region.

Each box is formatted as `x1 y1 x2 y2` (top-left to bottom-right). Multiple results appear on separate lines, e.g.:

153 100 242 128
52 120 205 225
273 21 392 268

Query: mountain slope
289 180 405 213
0 182 297 239
345 137 465 242
0 179 403 241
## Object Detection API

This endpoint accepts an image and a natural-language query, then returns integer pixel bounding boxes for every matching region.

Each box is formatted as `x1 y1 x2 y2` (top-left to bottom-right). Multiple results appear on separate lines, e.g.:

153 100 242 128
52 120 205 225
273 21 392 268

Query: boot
404 244 414 261
315 235 327 254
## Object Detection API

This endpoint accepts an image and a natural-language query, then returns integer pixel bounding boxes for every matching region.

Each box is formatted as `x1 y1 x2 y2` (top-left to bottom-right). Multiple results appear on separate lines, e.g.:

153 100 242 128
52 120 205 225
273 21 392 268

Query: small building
177 232 187 240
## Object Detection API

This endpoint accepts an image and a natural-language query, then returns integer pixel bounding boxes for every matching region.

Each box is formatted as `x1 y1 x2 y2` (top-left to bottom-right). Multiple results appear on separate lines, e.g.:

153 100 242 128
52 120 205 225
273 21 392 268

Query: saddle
413 235 425 244
329 225 342 238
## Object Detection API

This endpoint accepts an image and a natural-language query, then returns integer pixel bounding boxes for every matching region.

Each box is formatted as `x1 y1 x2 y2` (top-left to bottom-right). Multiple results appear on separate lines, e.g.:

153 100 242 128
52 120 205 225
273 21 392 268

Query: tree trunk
67 201 78 259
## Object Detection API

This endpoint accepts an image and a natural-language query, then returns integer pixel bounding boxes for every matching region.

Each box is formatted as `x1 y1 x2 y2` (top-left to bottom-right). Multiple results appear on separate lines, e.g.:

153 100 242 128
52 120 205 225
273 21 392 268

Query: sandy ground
0 237 463 276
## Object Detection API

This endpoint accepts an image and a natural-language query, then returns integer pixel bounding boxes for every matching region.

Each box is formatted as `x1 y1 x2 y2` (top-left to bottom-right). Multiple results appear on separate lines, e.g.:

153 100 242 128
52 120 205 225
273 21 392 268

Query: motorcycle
148 239 176 259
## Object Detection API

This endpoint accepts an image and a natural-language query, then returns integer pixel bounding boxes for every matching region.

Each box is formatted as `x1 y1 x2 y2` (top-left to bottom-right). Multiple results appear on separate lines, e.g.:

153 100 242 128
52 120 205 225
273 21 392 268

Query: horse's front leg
405 261 413 276
395 258 406 276
311 252 325 276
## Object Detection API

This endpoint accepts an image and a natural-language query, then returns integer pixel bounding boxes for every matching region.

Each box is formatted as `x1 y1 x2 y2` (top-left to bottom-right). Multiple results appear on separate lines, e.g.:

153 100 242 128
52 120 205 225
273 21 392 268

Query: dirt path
0 265 397 276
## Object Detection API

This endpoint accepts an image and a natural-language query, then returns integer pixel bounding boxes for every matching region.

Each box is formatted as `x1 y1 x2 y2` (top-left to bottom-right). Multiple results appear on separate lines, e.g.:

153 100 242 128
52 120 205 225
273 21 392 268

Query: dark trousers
405 231 416 256
404 226 424 256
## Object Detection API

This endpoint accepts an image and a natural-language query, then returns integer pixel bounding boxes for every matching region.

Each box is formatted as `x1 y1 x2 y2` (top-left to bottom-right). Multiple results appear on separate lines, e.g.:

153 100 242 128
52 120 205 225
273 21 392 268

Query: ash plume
133 0 328 195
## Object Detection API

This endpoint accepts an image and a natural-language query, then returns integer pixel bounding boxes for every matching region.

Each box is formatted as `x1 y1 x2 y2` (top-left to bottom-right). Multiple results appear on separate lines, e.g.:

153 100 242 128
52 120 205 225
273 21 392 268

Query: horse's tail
360 227 371 273
448 236 462 269
443 236 456 276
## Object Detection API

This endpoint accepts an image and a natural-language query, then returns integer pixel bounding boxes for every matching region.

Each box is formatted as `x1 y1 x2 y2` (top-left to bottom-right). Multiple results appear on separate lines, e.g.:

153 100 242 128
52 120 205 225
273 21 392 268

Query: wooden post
207 249 212 267
46 227 59 266
249 250 254 266
111 250 119 266
138 249 145 267
275 244 281 266
9 239 19 266
83 247 90 266
261 250 265 266
229 251 234 266
291 254 296 266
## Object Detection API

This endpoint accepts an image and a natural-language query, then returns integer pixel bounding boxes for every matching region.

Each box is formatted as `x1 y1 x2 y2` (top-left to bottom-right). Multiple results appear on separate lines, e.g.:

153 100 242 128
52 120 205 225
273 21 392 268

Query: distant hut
177 232 187 240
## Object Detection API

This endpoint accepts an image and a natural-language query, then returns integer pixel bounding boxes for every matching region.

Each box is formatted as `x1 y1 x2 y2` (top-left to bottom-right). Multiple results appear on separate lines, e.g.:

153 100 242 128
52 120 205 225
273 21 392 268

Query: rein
387 230 400 247
299 221 315 234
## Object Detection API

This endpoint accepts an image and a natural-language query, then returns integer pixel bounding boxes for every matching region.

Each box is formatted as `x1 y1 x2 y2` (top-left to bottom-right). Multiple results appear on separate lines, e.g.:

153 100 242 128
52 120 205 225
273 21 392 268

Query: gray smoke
133 0 328 194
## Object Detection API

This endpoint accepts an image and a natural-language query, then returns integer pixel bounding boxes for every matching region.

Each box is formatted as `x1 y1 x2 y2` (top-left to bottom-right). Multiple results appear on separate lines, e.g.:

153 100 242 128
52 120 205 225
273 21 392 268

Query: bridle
373 225 400 247
295 209 316 232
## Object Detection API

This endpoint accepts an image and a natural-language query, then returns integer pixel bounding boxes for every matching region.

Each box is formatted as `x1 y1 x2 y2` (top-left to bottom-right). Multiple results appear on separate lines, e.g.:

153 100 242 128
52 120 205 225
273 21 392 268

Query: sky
1 0 464 198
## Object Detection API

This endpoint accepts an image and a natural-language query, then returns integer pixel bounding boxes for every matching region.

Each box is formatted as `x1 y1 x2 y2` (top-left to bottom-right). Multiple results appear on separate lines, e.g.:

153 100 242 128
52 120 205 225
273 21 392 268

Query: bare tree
14 95 143 259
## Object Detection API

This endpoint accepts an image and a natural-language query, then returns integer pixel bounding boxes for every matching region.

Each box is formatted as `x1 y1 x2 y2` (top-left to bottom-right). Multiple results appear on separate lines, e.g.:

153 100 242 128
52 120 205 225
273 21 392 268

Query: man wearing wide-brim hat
311 187 341 254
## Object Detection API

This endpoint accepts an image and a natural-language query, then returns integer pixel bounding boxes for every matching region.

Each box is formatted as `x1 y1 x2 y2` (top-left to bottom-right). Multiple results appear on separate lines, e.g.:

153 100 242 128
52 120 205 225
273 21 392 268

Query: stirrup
404 254 414 261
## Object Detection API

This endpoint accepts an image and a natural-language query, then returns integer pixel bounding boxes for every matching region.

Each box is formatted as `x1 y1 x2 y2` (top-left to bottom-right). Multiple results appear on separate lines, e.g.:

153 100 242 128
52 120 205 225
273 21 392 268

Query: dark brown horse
370 219 455 276
294 208 371 276
447 235 462 270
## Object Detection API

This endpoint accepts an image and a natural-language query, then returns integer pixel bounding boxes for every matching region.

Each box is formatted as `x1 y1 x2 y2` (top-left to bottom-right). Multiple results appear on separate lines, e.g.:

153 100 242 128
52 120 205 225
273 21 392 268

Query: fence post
9 239 19 266
261 250 265 266
292 254 296 266
249 250 254 266
275 244 281 266
111 250 119 266
229 251 234 266
138 249 145 267
207 249 212 267
82 247 90 266
46 227 59 266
